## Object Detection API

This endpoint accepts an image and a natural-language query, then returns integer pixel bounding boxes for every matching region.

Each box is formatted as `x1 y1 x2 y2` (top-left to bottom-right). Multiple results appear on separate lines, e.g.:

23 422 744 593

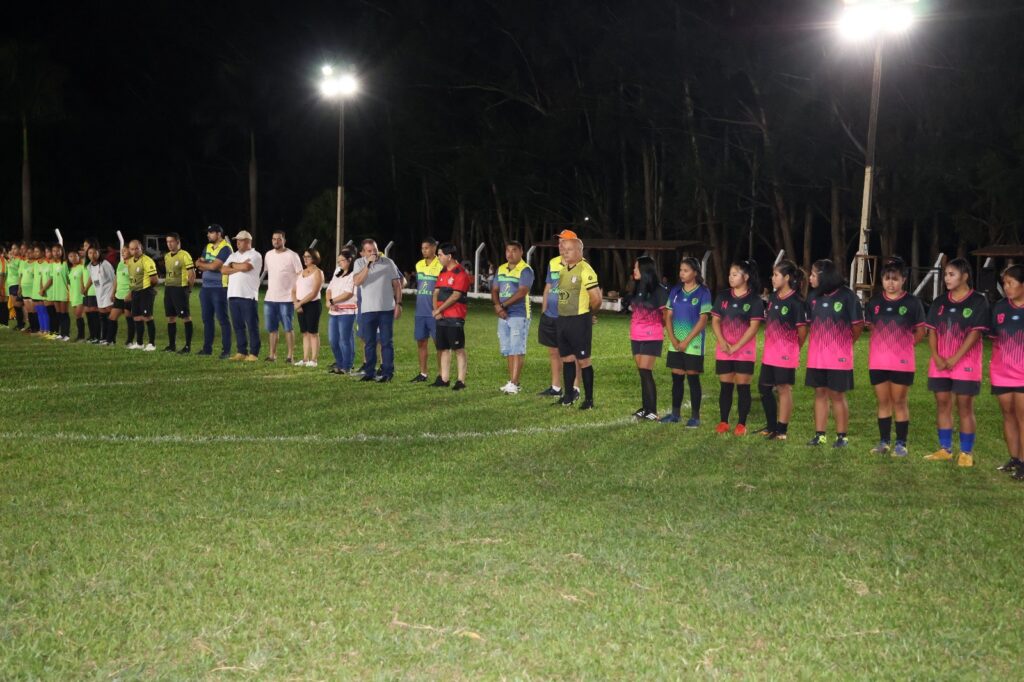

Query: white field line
0 419 632 446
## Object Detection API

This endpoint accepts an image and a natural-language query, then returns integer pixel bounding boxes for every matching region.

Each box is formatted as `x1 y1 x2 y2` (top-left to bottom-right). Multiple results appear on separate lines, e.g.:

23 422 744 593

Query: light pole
838 0 916 297
319 66 360 258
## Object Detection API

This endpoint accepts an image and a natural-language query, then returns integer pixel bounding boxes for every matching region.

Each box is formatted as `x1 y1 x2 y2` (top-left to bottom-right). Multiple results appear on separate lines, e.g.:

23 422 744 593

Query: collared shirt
201 239 233 288
224 249 263 300
353 255 402 313
493 261 535 318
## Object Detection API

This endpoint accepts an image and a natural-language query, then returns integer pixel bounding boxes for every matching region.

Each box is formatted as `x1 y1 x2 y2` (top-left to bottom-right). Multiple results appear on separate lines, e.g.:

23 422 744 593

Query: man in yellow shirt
163 232 196 353
126 239 159 350
554 237 602 410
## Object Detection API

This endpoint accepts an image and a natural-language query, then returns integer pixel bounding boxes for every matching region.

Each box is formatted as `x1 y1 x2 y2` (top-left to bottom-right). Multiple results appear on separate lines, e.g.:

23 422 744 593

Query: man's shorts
164 287 191 318
130 288 156 317
556 314 592 359
435 320 466 351
716 359 755 376
666 351 704 373
759 363 796 387
414 315 437 342
113 298 128 311
538 314 558 348
806 368 854 393
498 316 530 356
928 377 980 396
264 301 294 333
869 369 915 386
9 285 19 300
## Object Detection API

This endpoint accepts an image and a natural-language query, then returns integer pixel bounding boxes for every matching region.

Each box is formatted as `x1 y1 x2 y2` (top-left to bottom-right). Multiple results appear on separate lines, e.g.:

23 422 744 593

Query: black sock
838 432 847 440
562 362 577 399
737 384 752 426
86 312 99 339
28 312 38 332
638 369 656 413
15 306 24 328
107 317 118 344
126 318 136 343
719 382 735 422
135 320 145 345
878 417 893 443
759 384 777 431
581 366 594 402
98 315 107 342
0 303 8 325
671 374 685 417
76 316 85 339
895 420 909 443
61 312 71 337
146 320 156 345
687 374 702 419
184 321 193 347
168 322 177 348
776 421 789 435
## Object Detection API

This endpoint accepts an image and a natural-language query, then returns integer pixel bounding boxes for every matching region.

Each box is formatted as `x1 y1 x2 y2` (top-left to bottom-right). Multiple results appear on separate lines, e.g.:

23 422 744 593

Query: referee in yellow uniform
554 237 602 410
126 239 159 350
163 233 196 353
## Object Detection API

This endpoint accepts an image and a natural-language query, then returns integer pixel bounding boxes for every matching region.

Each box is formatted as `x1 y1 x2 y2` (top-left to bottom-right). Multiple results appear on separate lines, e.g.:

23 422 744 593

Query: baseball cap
554 229 578 240
234 230 253 241
207 224 224 234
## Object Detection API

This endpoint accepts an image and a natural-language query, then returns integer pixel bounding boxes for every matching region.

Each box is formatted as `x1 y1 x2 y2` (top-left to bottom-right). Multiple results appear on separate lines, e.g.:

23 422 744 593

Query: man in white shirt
262 230 302 362
221 231 264 361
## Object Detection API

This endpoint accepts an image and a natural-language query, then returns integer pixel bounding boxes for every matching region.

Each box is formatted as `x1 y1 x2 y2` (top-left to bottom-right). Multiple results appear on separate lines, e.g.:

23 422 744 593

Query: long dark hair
335 247 356 278
632 256 662 307
946 257 972 287
774 259 805 292
732 258 761 296
811 259 844 294
680 256 704 287
1002 264 1024 287
881 255 910 281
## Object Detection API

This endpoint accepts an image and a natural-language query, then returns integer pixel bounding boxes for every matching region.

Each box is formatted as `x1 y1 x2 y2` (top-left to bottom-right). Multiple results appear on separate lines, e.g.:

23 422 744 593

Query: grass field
1 293 1021 679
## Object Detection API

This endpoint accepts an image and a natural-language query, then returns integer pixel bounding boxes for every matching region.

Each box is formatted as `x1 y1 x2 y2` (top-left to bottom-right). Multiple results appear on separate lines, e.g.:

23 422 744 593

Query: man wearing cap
126 239 159 351
195 224 233 358
263 229 302 362
538 230 580 400
555 237 602 409
491 240 534 394
352 238 403 382
221 231 263 361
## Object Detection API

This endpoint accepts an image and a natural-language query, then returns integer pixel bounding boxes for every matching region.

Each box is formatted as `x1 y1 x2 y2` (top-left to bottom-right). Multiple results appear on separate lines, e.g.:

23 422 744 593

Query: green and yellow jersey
556 260 600 317
115 261 131 299
164 250 195 288
69 263 87 306
127 255 158 291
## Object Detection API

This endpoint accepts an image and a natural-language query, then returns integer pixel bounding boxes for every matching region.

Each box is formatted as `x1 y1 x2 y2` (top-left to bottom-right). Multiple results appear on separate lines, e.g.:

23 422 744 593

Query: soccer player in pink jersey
989 265 1024 480
629 256 669 421
757 260 807 442
922 258 989 467
864 257 926 457
805 259 864 448
711 259 764 436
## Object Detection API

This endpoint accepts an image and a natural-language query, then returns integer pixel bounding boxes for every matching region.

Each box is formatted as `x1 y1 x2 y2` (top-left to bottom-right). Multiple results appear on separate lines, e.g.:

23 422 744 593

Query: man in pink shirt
263 230 303 362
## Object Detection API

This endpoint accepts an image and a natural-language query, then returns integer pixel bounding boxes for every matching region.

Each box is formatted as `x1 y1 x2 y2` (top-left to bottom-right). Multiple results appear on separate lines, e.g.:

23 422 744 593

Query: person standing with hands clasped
990 265 1024 480
491 240 534 394
711 259 764 436
431 243 472 390
326 248 358 374
554 237 602 410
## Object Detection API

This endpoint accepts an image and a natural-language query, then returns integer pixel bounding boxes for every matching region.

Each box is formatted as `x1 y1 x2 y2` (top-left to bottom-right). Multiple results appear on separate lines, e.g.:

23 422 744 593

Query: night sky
4 1 1023 275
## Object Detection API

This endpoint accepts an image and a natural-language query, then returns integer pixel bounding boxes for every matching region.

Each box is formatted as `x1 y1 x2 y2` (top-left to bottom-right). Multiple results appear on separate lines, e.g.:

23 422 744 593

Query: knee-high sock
135 320 145 345
671 374 685 417
639 369 656 413
146 320 156 345
76 316 86 339
125 318 136 344
28 311 39 332
581 366 594 402
15 305 24 328
737 385 752 426
760 384 777 431
719 382 735 422
61 312 71 337
107 316 118 344
562 362 577 400
167 322 177 348
184 321 193 347
86 312 99 339
688 374 702 419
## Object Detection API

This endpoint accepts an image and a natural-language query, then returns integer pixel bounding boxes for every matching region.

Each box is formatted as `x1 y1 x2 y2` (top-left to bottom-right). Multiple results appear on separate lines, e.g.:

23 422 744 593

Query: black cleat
410 373 428 383
163 345 176 353
359 375 377 382
537 386 561 397
178 346 191 355
197 349 212 356
452 380 466 391
430 376 450 388
578 399 595 411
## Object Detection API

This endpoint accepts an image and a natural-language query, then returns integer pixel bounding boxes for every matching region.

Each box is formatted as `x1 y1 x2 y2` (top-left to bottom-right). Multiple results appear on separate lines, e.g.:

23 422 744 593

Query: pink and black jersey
925 290 989 382
630 286 669 341
711 289 765 362
865 291 925 372
988 298 1024 388
806 288 864 371
762 291 807 369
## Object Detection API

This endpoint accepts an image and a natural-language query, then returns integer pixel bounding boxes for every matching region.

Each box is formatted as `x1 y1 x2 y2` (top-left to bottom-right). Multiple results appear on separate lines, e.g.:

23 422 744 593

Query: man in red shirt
431 243 472 390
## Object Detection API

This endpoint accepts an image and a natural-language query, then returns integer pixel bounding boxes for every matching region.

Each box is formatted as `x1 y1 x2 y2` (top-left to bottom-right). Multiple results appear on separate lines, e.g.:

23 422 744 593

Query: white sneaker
294 360 307 367
59 336 71 342
500 381 515 393
126 342 139 350
307 361 318 368
508 383 521 394
143 343 156 352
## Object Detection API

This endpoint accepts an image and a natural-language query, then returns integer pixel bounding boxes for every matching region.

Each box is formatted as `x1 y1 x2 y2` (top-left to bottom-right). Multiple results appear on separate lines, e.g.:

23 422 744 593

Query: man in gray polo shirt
352 238 403 382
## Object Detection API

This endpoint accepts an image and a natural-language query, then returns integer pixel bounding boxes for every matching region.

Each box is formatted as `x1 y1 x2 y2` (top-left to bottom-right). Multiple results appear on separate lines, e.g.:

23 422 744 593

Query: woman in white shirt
292 249 324 367
326 248 358 375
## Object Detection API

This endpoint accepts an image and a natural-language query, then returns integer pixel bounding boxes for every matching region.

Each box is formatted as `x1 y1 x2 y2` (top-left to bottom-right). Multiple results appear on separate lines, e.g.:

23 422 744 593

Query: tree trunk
21 115 32 242
248 130 258 237
830 179 844 267
802 203 813 285
422 175 432 233
491 182 509 247
683 79 723 287
642 141 655 241
911 218 920 288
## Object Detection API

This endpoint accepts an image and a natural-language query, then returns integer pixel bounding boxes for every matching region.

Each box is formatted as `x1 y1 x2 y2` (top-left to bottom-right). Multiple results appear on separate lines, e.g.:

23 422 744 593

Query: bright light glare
838 2 915 41
321 64 333 76
319 71 359 99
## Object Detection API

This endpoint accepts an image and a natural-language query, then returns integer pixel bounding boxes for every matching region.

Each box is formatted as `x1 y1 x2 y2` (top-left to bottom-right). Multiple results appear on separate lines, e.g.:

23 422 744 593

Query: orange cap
554 229 578 240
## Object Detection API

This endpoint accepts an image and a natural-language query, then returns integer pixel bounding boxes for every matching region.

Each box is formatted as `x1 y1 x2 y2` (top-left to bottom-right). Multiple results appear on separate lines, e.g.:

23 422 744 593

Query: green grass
1 293 1022 679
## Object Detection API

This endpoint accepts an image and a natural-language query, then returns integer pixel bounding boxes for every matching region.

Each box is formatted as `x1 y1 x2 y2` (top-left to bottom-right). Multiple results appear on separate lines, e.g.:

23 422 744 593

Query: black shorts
928 377 980 396
716 359 755 376
130 288 156 317
164 287 191 318
556 314 593 359
666 351 704 373
631 340 663 357
9 285 19 299
538 315 558 348
870 370 915 386
113 298 128 311
993 386 1024 396
435 321 466 350
805 368 854 392
297 300 322 334
83 295 97 307
759 363 796 387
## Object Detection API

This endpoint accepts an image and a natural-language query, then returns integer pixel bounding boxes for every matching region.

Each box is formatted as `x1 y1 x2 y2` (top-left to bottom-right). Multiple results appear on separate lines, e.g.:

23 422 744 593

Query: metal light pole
320 66 359 259
854 39 884 296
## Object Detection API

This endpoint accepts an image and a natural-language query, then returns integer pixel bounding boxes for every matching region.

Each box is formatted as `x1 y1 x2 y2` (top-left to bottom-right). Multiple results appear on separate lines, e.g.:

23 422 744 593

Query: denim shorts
264 301 294 332
498 316 530 356
414 315 436 342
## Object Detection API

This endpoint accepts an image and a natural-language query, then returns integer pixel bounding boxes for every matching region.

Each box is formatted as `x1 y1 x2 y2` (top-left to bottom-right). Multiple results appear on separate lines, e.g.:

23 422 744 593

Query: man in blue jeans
221 231 263 361
195 224 233 358
352 239 403 382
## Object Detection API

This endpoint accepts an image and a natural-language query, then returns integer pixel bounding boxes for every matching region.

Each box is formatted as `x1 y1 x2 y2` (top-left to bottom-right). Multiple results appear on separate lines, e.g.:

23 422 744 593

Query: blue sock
938 428 953 451
960 432 975 453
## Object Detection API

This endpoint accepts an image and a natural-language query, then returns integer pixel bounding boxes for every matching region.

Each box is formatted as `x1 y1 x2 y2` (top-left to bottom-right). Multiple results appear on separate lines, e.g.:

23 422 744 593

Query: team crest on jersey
997 313 1005 324
781 305 789 316
938 305 945 316
833 301 843 312
742 303 751 312
691 298 699 306
963 308 973 318
721 301 729 310
899 306 907 316
571 276 578 284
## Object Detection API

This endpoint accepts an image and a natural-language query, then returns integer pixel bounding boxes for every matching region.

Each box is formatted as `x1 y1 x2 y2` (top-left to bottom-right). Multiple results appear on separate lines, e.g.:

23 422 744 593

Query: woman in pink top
990 265 1024 480
710 259 764 436
292 249 324 368
326 248 358 375
629 256 668 421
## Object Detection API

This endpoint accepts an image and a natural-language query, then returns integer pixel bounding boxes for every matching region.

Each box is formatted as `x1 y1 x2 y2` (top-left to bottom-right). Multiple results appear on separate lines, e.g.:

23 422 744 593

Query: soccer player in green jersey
68 248 88 341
